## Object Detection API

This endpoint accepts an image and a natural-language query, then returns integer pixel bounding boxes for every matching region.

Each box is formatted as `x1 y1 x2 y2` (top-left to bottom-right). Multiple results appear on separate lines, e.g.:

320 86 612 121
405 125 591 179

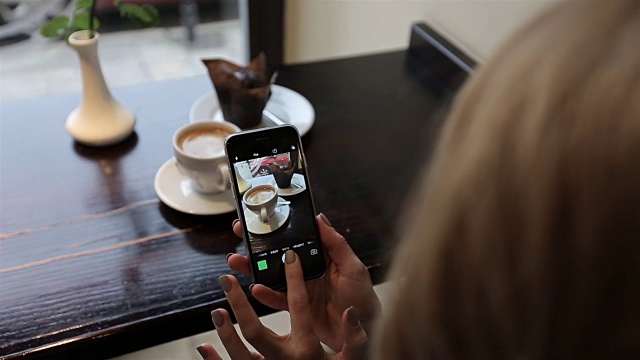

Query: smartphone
225 125 326 290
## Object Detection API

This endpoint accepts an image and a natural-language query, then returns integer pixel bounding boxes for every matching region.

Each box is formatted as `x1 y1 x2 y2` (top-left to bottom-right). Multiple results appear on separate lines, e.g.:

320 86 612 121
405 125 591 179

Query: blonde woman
198 0 640 358
376 0 640 358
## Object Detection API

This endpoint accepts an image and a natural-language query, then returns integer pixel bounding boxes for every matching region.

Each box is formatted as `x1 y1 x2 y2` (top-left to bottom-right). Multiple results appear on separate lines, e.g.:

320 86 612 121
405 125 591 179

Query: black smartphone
225 125 325 290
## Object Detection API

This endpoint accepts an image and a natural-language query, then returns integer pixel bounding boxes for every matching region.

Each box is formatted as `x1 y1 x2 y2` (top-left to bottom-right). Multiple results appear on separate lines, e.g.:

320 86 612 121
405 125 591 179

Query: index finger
283 250 316 334
220 275 282 357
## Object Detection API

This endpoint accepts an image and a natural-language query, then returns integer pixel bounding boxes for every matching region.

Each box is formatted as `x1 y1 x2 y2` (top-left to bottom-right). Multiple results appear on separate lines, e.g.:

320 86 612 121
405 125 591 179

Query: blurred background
0 0 242 101
0 0 560 102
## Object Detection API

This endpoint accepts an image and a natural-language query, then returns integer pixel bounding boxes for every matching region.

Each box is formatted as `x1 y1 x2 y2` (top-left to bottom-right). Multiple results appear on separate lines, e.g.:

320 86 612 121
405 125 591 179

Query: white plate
154 157 236 215
243 197 290 234
189 84 315 136
267 173 307 197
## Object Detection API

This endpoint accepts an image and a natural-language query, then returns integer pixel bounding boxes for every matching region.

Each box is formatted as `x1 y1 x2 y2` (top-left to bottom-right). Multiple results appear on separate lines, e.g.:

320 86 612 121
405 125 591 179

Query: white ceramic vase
66 30 135 146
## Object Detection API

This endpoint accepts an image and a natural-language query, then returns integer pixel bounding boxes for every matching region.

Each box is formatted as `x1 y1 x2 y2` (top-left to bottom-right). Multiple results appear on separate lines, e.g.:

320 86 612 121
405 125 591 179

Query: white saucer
189 84 315 136
154 157 236 215
268 173 307 197
243 198 290 234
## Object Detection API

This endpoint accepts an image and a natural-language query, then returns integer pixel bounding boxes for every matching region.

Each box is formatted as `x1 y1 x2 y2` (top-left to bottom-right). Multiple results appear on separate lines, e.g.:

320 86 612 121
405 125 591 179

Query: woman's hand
226 214 381 352
197 250 368 360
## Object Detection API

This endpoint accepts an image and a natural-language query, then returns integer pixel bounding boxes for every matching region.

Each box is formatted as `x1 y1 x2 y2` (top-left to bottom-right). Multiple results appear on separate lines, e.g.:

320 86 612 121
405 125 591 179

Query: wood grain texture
0 50 467 359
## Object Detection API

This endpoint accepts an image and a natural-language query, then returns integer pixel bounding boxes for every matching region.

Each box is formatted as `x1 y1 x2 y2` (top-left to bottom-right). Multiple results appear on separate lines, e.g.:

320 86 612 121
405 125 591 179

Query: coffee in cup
172 121 240 194
246 187 276 205
178 127 230 158
243 184 278 223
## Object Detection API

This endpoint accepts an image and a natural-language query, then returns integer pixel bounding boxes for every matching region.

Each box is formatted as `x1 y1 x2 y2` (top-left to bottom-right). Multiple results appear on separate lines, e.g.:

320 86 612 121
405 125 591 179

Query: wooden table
0 23 472 359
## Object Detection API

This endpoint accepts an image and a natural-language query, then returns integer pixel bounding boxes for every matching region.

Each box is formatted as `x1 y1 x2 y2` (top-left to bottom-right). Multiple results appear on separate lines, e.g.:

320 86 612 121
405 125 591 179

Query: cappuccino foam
179 128 230 158
247 188 275 205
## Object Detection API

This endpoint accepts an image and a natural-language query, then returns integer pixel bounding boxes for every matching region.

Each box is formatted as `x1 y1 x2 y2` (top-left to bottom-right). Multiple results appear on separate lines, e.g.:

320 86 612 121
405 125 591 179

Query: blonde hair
375 1 640 358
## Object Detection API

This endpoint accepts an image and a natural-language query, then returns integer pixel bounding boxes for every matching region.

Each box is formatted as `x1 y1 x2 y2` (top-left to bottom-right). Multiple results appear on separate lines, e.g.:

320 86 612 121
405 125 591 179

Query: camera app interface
232 145 321 280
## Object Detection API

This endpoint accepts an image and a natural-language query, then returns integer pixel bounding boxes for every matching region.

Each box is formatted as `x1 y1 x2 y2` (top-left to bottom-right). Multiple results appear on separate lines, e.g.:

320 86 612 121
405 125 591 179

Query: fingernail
225 253 233 261
196 345 207 359
319 213 332 227
219 275 232 292
347 306 360 327
211 309 225 327
285 250 296 264
232 219 239 227
249 284 255 292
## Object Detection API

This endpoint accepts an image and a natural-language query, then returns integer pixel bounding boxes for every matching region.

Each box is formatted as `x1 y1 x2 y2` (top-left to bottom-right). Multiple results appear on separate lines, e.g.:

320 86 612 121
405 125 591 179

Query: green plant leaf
75 0 94 10
118 3 160 28
72 11 101 31
39 16 70 38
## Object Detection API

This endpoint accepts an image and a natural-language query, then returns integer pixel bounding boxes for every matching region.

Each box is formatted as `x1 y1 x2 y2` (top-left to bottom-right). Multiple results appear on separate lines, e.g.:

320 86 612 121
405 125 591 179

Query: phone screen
225 126 325 289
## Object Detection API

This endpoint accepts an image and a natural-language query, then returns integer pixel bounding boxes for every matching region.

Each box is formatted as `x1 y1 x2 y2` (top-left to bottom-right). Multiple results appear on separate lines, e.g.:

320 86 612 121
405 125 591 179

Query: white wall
284 0 560 64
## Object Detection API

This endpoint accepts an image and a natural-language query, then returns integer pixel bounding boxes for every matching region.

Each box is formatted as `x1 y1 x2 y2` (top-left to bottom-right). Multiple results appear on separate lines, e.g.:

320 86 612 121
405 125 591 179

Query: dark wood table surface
0 24 473 359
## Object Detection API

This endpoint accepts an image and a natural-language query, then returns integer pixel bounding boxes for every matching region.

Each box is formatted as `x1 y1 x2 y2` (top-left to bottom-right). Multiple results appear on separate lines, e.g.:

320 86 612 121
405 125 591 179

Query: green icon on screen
257 259 268 271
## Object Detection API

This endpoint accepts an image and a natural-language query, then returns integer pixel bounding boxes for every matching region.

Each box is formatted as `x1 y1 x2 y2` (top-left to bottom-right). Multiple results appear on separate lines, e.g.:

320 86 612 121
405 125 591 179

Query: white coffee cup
173 121 240 194
243 184 278 223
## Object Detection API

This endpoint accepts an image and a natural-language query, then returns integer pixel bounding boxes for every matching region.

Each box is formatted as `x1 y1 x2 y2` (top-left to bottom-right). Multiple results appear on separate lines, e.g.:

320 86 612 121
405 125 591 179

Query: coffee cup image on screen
243 185 280 224
233 150 313 254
